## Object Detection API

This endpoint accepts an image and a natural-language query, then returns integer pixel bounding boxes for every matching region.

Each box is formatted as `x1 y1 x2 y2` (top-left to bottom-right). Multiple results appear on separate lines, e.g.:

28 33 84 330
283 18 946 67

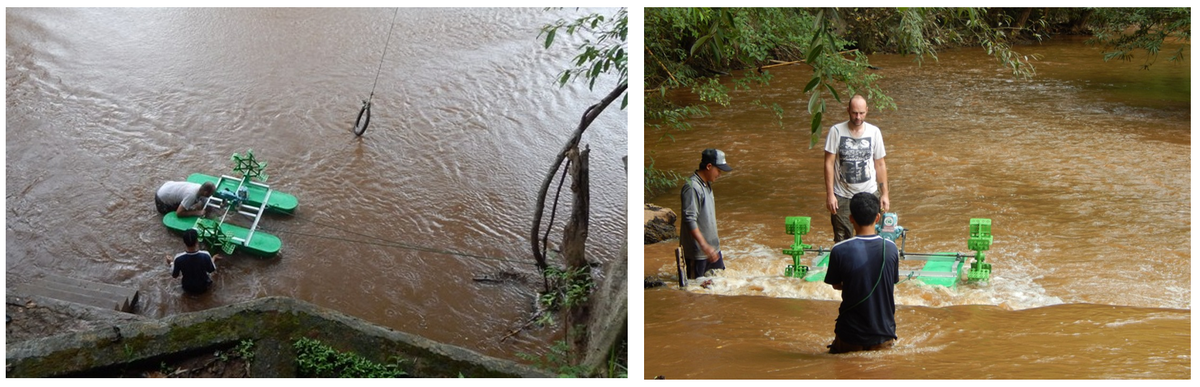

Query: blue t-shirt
824 235 899 346
172 250 216 293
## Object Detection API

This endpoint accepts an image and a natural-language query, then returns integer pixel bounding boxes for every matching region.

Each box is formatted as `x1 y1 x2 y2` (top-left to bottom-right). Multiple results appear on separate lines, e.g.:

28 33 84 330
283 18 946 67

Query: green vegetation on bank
643 7 1190 197
293 337 408 378
537 265 595 326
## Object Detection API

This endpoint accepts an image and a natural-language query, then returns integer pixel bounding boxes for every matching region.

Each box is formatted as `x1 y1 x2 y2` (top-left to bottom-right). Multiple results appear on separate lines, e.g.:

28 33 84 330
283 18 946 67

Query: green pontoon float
782 213 992 288
162 149 295 258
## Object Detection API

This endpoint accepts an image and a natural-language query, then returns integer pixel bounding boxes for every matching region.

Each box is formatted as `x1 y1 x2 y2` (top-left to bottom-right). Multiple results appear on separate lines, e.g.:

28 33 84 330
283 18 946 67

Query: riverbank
5 294 550 377
6 293 148 343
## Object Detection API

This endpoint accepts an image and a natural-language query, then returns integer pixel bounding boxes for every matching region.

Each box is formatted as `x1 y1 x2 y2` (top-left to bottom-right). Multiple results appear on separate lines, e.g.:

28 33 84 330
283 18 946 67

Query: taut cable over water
354 8 399 137
258 212 526 265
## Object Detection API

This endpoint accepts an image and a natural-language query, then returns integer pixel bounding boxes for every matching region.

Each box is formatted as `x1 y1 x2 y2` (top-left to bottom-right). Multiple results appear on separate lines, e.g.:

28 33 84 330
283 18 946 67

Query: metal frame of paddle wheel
781 214 993 288
196 149 274 255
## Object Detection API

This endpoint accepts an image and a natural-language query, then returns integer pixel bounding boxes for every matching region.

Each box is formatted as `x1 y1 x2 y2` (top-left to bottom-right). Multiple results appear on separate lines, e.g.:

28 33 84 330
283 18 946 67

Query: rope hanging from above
354 8 399 137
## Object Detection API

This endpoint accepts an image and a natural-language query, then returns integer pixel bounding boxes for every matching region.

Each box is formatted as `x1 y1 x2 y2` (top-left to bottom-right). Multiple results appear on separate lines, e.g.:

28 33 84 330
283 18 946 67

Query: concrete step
16 273 139 313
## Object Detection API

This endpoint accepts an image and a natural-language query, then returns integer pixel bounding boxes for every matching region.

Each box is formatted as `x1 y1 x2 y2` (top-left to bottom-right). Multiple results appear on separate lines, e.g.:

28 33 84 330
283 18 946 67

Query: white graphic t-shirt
824 121 886 198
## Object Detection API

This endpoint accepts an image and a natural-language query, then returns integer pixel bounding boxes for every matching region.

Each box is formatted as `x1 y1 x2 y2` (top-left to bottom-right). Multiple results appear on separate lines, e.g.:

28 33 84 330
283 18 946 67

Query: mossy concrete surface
5 296 550 378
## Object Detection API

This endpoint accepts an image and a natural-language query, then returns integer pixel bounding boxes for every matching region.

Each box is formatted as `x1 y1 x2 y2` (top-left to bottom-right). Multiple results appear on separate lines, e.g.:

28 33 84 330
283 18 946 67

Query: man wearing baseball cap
680 148 732 279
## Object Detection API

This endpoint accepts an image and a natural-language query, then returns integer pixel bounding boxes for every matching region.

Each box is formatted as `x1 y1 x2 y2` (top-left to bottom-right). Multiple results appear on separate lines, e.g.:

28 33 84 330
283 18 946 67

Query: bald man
824 95 889 243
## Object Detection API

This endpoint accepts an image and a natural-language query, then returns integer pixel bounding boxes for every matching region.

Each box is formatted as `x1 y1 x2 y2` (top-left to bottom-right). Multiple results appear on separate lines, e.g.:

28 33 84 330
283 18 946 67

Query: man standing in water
824 95 889 243
166 229 219 294
825 192 899 354
680 148 732 279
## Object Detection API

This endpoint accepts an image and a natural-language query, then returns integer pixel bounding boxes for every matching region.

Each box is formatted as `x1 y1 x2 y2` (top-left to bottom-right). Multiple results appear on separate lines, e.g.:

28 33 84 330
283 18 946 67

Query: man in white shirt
155 181 215 217
824 95 889 243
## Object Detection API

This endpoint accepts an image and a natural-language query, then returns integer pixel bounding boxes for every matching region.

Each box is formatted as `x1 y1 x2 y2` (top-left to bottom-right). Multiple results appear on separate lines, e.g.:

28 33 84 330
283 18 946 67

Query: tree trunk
561 146 591 364
526 82 626 375
530 83 627 277
1015 8 1033 31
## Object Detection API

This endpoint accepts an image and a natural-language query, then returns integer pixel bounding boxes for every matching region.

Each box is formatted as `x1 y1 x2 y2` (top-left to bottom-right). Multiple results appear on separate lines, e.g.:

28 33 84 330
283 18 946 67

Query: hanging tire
353 100 371 136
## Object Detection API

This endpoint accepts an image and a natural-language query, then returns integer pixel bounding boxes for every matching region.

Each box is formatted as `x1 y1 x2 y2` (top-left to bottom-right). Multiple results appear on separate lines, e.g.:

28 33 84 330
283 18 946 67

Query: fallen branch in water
500 309 545 343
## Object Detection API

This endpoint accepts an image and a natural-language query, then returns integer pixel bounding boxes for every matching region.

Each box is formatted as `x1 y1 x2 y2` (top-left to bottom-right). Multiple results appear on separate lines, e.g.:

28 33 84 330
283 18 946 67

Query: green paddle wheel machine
162 149 298 258
782 214 992 288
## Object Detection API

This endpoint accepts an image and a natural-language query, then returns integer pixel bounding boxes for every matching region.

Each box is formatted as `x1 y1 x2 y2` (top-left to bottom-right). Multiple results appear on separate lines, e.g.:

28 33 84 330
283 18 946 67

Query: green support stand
967 218 993 282
783 217 812 278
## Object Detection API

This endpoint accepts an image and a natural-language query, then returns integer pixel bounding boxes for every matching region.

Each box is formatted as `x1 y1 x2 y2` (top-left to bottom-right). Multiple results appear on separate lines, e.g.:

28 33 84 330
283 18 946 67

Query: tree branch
531 82 628 274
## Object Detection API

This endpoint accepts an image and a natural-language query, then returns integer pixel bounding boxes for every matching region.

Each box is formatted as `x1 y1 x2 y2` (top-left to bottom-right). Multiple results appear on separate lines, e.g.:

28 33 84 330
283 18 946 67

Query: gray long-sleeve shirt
680 172 719 261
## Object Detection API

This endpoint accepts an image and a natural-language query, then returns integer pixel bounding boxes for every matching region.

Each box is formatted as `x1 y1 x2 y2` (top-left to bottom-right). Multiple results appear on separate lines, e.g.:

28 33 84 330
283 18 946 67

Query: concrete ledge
25 273 141 312
5 296 550 378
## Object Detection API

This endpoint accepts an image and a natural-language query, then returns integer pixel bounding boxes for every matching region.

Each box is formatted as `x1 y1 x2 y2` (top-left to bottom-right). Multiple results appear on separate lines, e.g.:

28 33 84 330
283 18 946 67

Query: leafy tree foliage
642 7 1188 197
644 8 1038 195
1085 8 1190 69
532 7 628 274
530 8 629 377
540 8 628 107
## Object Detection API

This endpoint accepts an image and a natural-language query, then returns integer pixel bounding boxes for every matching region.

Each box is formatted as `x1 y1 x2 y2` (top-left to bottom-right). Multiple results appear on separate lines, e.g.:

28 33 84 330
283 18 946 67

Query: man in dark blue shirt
168 229 218 294
824 192 899 353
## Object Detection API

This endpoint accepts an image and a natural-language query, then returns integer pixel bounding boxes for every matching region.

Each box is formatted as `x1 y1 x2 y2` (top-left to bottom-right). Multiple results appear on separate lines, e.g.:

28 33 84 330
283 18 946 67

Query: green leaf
806 43 823 64
712 32 725 61
803 76 820 93
810 111 822 134
810 116 823 149
543 28 556 49
690 34 712 57
807 89 821 114
825 83 841 103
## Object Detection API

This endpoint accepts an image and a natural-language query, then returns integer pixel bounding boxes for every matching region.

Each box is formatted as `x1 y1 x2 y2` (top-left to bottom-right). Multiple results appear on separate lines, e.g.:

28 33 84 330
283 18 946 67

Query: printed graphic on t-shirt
838 136 873 184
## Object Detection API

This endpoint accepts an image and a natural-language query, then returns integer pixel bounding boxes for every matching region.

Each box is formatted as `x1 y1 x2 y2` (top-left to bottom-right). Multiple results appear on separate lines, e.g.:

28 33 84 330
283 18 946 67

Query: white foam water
680 241 1064 310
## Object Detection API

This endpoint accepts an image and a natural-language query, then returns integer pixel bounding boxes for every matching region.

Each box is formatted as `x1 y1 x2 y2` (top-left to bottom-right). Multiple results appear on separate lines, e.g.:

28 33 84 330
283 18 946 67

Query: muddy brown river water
643 36 1190 378
6 7 626 362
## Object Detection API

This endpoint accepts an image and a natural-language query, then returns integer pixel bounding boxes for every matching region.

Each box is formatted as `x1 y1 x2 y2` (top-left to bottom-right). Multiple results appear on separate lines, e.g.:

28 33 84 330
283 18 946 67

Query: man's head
198 182 216 198
182 228 199 249
849 192 881 227
697 148 732 182
847 95 868 129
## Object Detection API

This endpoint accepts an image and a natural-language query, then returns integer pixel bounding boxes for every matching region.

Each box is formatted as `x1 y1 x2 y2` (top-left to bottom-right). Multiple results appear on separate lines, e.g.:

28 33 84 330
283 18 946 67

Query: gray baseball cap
701 149 732 172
